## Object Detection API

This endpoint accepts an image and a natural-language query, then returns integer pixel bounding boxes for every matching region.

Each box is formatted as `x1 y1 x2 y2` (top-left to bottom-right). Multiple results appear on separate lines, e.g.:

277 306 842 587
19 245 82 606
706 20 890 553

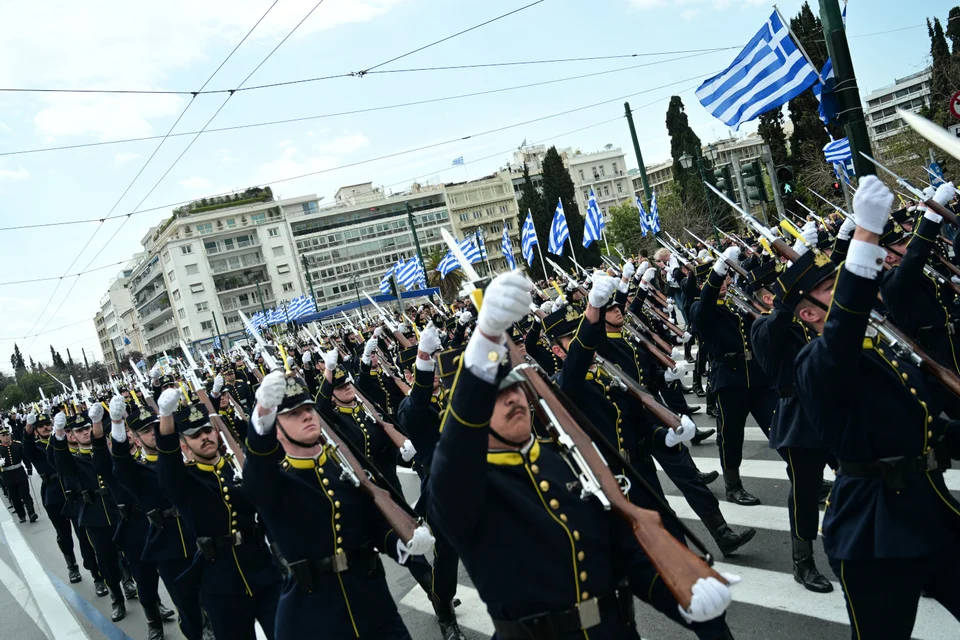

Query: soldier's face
719 276 731 297
796 277 837 331
36 423 52 438
0 434 10 446
276 405 321 446
183 427 219 461
489 384 532 447
74 426 92 446
333 384 356 405
604 306 624 329
136 428 158 451
885 241 907 266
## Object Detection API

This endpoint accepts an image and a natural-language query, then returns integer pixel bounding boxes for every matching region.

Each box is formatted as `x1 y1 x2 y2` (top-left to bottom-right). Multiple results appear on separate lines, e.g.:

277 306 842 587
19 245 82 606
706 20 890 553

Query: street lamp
678 148 720 244
352 275 364 319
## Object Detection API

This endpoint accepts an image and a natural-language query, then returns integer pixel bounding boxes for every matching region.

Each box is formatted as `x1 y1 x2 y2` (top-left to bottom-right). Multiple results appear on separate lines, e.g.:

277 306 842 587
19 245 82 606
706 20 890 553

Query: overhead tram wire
21 0 281 349
0 48 729 163
29 0 322 345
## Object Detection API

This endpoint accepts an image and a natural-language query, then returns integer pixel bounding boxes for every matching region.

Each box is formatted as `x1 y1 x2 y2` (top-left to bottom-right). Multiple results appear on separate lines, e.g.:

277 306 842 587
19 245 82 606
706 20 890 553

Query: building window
167 270 176 282
185 264 199 275
302 201 319 213
251 213 266 224
178 308 186 319
200 321 213 332
180 245 193 255
163 251 170 263
282 282 294 292
183 327 191 338
591 166 598 178
196 222 213 235
458 213 469 221
272 246 285 257
499 205 507 213
190 283 204 294
578 169 584 182
268 228 279 237
599 165 605 177
617 183 623 194
225 218 236 228
196 302 208 312
603 185 610 197
172 289 181 301
277 264 290 274
584 189 590 201
612 161 618 174
472 211 481 219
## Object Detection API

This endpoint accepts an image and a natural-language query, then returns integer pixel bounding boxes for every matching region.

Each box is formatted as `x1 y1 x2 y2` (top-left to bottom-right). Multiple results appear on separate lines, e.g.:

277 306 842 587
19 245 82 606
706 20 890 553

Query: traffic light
775 166 795 200
832 181 843 198
713 165 736 203
741 160 768 203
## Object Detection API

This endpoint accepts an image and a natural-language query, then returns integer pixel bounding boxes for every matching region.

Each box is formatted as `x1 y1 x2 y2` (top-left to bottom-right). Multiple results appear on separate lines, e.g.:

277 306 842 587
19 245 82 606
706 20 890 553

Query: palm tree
424 246 464 302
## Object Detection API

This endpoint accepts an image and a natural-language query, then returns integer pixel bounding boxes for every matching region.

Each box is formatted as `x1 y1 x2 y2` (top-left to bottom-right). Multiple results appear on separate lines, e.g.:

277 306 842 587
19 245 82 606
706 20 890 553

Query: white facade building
864 69 932 148
569 148 632 219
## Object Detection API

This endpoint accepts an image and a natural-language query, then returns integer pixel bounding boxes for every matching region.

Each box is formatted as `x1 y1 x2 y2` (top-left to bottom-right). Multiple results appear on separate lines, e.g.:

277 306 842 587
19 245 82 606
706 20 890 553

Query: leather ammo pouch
146 507 179 528
196 524 262 560
81 488 109 504
839 449 951 491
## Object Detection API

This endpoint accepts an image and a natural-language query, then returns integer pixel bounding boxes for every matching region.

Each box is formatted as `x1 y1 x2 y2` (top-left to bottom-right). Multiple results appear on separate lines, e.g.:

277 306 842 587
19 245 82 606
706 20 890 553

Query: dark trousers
715 386 777 471
116 515 160 606
2 471 35 519
629 456 687 544
829 547 960 639
204 581 280 640
654 445 720 522
69 515 101 578
85 525 122 587
46 501 76 565
158 557 204 640
779 447 830 541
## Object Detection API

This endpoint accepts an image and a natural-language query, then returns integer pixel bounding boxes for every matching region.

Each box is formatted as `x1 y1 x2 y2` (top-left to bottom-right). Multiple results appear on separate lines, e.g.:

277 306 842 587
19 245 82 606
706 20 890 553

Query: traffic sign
929 161 945 185
950 89 960 120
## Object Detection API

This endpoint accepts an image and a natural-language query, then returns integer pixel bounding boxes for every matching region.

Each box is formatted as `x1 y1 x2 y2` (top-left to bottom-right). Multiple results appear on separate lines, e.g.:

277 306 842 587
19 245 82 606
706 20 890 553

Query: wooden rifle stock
392 329 413 348
504 341 722 608
625 309 674 355
593 354 681 430
226 392 248 422
924 199 960 228
622 321 677 369
642 300 685 337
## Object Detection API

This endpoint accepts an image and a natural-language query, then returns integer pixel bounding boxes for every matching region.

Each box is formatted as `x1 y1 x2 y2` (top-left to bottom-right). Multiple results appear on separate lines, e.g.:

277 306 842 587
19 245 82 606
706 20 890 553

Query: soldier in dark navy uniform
430 271 738 640
0 421 37 523
794 176 960 638
154 389 281 640
244 369 434 640
356 336 406 422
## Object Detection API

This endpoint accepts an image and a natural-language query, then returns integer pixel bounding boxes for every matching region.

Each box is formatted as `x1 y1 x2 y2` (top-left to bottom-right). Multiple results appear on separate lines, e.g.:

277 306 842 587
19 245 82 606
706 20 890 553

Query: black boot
18 514 26 523
684 341 694 363
692 382 707 398
698 470 719 485
67 564 82 584
120 561 138 599
704 510 757 557
691 427 715 446
142 602 165 640
791 538 833 593
706 391 719 417
432 599 466 640
723 469 760 506
29 511 38 523
158 600 176 621
109 584 127 622
94 577 108 597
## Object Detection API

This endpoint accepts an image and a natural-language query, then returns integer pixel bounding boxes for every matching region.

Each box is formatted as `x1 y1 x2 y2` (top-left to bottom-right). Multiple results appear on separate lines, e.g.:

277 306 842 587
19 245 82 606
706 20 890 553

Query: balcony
135 283 166 309
204 235 260 256
132 266 163 295
220 291 274 312
140 298 172 325
209 252 265 275
143 317 177 338
147 329 180 353
214 268 269 294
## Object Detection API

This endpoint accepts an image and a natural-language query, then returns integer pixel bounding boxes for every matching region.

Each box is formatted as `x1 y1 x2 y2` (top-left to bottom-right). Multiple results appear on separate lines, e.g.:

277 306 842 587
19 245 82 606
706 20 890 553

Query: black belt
839 449 951 491
80 488 110 504
492 589 634 640
146 507 179 528
63 489 78 501
196 524 263 560
287 547 379 591
117 503 140 520
718 351 752 365
40 473 58 482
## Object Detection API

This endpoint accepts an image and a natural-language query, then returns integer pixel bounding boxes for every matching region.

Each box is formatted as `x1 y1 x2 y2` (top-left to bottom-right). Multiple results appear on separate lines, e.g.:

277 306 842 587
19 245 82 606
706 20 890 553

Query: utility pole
301 254 319 312
730 155 751 216
625 102 653 210
211 310 224 354
254 278 268 316
81 347 90 373
353 276 364 319
761 144 786 222
820 0 874 177
405 201 426 277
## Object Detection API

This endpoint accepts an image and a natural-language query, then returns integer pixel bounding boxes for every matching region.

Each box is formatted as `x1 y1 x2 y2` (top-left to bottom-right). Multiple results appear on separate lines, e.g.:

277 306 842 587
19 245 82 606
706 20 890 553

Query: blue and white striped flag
452 156 464 166
548 199 569 255
286 295 314 320
379 266 394 294
695 10 819 130
437 252 459 279
521 210 538 266
501 228 516 270
583 188 604 248
812 4 845 125
649 191 661 233
636 195 650 237
823 137 851 165
213 335 222 350
436 237 483 279
397 256 426 290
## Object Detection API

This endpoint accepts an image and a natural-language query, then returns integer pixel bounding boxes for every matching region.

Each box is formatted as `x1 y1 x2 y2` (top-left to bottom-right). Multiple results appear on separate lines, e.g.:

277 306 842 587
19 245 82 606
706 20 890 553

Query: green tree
424 246 464 302
758 108 789 165
0 384 25 410
515 162 546 279
606 203 647 256
50 345 66 369
786 3 832 164
539 147 599 273
10 343 25 373
947 7 960 54
926 17 957 127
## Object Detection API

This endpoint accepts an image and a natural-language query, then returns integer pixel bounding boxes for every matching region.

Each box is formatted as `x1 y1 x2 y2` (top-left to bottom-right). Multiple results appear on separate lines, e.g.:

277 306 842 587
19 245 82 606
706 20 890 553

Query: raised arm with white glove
157 388 182 418
464 271 533 383
53 411 67 441
837 216 857 241
588 275 618 309
712 246 741 276
361 338 378 365
252 370 287 435
109 395 128 442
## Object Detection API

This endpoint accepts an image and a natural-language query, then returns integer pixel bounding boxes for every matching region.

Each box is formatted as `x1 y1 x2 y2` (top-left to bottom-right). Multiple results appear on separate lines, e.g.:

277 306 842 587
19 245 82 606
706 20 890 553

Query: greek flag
501 228 516 270
583 188 604 248
823 137 851 165
812 4 845 125
636 195 650 237
286 295 314 320
695 10 819 130
213 335 222 350
437 237 483 279
521 210 538 266
397 256 426 290
379 266 394 294
649 191 661 233
452 156 464 166
548 199 570 255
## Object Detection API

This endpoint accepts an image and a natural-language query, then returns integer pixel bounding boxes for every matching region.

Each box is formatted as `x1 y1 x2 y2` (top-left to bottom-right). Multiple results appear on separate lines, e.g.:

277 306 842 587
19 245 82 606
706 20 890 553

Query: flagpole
774 4 826 85
567 235 583 275
531 208 550 283
602 227 610 255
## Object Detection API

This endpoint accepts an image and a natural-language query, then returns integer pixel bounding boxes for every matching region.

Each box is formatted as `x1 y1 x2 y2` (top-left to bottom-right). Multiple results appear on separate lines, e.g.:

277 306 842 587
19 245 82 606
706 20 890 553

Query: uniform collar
38 438 49 445
606 332 622 339
487 438 541 466
76 447 92 456
143 453 158 463
336 404 361 415
283 449 328 469
195 457 226 473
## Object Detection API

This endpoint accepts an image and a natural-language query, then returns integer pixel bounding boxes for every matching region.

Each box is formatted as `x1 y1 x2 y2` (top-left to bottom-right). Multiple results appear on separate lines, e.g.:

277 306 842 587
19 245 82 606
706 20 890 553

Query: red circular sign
951 90 960 120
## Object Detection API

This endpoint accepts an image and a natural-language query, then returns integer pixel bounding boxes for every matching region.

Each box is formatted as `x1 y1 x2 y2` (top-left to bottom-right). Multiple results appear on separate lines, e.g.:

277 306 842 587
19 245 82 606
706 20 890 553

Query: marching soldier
0 421 38 523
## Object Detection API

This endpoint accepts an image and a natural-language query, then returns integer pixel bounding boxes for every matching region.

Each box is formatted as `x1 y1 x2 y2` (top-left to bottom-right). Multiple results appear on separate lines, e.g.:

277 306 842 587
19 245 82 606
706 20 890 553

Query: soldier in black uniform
154 389 281 640
244 369 435 640
691 245 779 505
0 422 38 523
223 365 255 416
52 410 127 621
356 337 406 422
794 176 960 638
108 399 205 640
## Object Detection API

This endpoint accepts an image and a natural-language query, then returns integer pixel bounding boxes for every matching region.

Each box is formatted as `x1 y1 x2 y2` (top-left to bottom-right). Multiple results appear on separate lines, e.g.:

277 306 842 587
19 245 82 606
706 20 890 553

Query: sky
0 0 948 370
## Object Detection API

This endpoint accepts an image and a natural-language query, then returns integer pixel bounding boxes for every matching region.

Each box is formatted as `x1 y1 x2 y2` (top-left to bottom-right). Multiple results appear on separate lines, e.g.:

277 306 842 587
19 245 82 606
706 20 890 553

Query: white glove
851 175 894 234
477 271 534 337
565 280 578 292
838 216 857 240
302 351 312 365
418 325 441 354
323 349 339 371
397 525 435 564
88 403 104 424
539 300 553 314
637 261 650 277
256 371 287 411
671 347 685 362
664 361 688 384
212 374 224 396
934 182 956 206
149 364 162 380
679 332 692 344
679 574 740 623
923 185 937 201
622 261 636 280
399 439 417 462
54 411 67 434
26 413 36 426
641 267 656 283
108 396 127 422
157 388 182 417
363 338 377 358
588 275 619 308
286 356 296 368
374 327 383 338
458 311 473 326
551 297 565 312
801 220 818 245
697 249 712 262
664 415 697 447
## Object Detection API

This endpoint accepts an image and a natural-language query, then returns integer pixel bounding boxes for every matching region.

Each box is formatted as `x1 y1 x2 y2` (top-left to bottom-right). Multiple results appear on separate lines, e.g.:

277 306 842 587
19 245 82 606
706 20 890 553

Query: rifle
686 228 752 281
351 386 408 450
364 293 414 348
592 354 682 429
860 146 959 227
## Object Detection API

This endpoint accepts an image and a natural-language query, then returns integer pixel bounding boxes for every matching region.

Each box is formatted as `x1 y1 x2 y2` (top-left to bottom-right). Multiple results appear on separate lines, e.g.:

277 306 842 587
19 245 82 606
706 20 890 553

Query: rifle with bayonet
364 293 413 348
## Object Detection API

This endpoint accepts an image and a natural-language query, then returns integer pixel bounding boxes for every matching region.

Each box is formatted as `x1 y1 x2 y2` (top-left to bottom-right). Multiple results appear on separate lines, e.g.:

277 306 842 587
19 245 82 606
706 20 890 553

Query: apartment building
127 187 310 355
94 264 139 372
568 148 633 219
443 172 521 275
287 183 453 312
864 69 932 148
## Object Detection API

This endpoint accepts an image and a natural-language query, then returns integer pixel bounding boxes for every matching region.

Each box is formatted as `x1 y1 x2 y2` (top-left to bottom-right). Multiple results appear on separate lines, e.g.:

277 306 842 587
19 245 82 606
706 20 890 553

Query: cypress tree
515 162 546 279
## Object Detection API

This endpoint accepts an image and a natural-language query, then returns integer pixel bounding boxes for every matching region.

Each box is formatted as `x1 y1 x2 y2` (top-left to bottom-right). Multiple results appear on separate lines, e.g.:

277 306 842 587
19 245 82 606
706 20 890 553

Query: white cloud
0 122 11 135
33 93 184 141
114 151 142 165
681 8 701 19
251 146 340 187
313 133 370 155
179 176 213 188
219 148 240 164
0 168 30 181
277 140 293 148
